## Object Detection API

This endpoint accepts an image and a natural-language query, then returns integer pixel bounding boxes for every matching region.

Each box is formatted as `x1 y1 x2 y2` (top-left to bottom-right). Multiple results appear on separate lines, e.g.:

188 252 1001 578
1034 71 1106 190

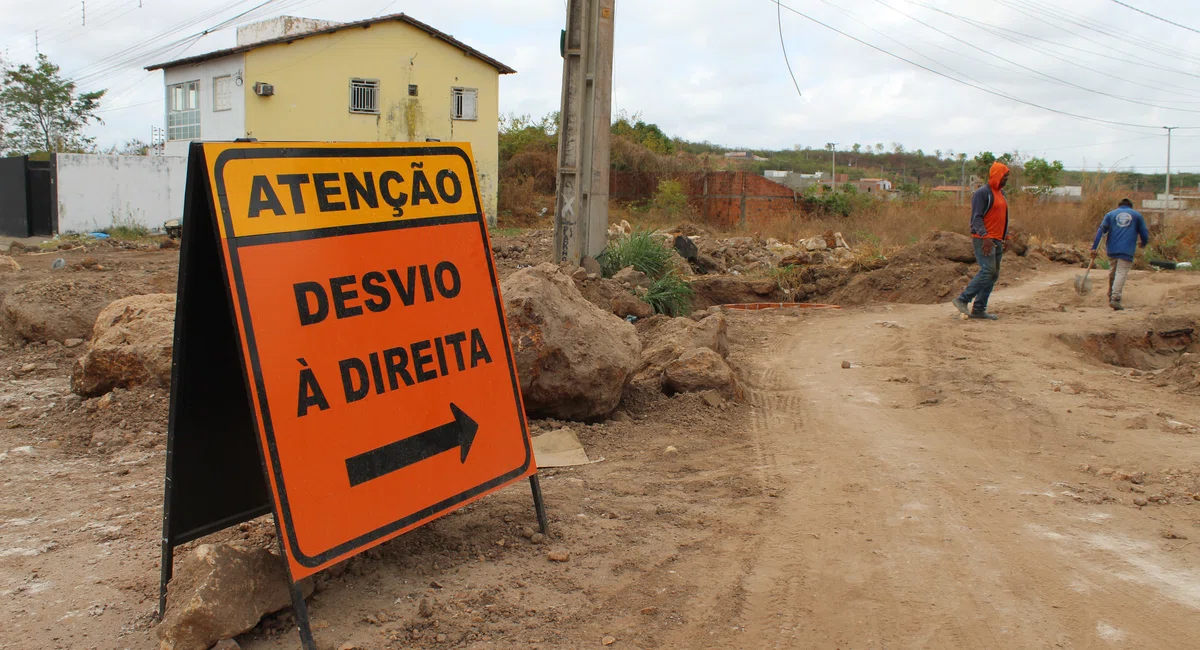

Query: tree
611 111 674 155
851 143 862 154
973 151 997 178
1 53 105 155
1024 157 1064 194
875 143 885 154
103 138 151 156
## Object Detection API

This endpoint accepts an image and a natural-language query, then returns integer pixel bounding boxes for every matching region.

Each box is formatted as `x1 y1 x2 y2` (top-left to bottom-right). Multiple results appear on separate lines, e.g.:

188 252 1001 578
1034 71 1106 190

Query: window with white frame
167 80 200 140
349 78 380 114
451 87 478 121
213 75 232 112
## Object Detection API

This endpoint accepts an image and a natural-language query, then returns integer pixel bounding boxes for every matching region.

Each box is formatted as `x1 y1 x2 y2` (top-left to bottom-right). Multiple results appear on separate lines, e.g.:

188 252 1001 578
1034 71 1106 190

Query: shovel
1075 258 1095 295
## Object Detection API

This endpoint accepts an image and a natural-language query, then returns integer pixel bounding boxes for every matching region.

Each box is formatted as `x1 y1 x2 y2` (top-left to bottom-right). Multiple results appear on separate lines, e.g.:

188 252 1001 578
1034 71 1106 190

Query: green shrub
651 179 690 218
643 272 693 317
601 229 674 279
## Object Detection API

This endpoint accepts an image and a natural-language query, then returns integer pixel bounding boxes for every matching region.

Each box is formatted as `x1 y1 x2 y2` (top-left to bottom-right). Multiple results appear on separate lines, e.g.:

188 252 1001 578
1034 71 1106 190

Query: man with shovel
1090 198 1150 310
952 161 1010 320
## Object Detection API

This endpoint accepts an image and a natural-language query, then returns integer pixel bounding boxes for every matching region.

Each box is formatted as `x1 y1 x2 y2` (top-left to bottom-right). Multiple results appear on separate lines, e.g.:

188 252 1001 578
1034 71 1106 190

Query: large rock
157 543 313 650
613 266 651 288
890 231 976 265
638 313 728 375
2 276 161 343
1038 243 1086 265
71 294 175 397
664 348 735 396
925 231 977 263
673 235 699 261
503 263 641 420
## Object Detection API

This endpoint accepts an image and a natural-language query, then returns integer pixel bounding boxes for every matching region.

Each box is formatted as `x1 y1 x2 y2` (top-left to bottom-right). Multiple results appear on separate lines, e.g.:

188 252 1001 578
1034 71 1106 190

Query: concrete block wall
55 154 188 234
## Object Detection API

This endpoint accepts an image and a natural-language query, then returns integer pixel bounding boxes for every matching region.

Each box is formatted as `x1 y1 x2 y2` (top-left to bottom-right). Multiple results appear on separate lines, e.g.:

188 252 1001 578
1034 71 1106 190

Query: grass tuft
643 272 694 317
600 229 674 279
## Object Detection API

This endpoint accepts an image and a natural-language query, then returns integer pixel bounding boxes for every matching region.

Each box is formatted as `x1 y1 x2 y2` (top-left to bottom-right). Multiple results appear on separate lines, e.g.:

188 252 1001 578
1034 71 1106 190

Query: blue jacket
1092 207 1149 261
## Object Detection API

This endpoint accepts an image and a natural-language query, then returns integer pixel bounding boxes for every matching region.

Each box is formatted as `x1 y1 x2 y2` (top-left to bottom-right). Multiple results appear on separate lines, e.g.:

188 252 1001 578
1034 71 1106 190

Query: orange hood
988 162 1010 190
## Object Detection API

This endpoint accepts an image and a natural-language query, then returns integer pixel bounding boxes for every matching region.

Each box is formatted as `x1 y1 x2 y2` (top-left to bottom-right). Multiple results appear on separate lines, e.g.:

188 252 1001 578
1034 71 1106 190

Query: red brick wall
610 171 800 230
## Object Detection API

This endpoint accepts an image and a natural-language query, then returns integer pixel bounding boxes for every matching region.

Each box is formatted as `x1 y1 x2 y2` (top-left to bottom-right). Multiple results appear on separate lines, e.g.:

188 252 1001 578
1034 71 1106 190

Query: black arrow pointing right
344 403 479 487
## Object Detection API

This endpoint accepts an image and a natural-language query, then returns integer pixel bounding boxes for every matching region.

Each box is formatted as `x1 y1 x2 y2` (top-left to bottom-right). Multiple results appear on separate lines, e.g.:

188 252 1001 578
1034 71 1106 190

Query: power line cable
69 0 295 85
777 0 803 101
770 0 1196 131
903 0 1200 100
998 0 1200 73
873 0 1200 111
1107 0 1200 35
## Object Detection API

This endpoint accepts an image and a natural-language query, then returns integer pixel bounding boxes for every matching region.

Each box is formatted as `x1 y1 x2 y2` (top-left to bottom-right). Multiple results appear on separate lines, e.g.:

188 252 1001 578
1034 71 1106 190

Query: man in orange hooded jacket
952 162 1010 320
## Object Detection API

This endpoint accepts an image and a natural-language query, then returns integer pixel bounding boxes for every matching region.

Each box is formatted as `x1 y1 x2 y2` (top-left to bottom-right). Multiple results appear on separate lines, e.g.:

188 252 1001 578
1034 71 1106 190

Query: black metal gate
0 156 30 237
26 157 57 236
0 155 58 238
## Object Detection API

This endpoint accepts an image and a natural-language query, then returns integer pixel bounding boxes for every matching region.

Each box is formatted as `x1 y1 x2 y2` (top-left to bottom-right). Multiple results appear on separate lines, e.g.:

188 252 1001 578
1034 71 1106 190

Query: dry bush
503 150 557 194
498 176 553 228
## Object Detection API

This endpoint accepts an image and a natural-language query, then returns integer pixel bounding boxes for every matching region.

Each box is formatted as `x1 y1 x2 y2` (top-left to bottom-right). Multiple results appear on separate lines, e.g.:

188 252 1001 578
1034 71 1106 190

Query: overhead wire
997 0 1200 73
68 0 299 86
777 0 804 101
769 0 1196 131
902 0 1200 100
872 0 1200 112
1107 0 1200 35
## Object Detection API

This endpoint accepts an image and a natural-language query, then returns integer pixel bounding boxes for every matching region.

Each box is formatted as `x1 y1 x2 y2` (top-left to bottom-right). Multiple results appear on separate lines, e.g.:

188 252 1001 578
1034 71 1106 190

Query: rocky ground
4 230 1199 649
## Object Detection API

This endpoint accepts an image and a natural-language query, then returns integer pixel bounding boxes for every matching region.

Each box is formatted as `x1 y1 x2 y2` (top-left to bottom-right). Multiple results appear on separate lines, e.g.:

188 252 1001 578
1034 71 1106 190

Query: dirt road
719 267 1200 649
5 263 1200 649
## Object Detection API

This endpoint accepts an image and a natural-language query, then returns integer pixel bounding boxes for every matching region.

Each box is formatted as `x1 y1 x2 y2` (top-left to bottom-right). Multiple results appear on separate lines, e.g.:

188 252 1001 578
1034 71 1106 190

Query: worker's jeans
958 239 1003 314
1108 258 1133 303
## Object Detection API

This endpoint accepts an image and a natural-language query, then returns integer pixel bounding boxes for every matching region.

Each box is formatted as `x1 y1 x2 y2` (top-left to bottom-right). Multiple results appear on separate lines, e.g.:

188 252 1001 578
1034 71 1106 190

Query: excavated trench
1060 319 1200 371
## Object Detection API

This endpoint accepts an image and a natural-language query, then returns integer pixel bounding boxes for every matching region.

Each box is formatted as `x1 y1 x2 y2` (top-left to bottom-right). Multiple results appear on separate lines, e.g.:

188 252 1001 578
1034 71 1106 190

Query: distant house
1021 186 1083 202
146 13 515 222
852 178 891 193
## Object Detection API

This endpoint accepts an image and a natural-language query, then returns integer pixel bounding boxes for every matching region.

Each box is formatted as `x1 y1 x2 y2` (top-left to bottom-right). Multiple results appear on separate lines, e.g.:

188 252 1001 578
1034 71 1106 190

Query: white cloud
2 0 1199 172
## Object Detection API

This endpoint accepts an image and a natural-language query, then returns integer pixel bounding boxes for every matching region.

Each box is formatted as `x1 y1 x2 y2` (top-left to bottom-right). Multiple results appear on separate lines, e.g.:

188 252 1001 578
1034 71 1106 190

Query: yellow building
147 14 515 223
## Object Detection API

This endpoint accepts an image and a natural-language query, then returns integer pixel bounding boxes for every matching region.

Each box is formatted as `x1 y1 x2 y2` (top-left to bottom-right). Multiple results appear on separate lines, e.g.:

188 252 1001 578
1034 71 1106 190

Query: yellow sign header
202 142 480 239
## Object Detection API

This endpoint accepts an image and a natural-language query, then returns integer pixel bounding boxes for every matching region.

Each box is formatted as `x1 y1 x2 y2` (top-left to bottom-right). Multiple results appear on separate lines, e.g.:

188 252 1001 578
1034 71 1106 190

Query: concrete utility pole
553 0 616 266
1164 126 1176 199
959 155 967 206
827 142 838 189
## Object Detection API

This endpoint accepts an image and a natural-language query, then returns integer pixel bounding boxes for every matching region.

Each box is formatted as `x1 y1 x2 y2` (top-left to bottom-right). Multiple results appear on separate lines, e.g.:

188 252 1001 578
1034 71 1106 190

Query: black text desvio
293 262 461 327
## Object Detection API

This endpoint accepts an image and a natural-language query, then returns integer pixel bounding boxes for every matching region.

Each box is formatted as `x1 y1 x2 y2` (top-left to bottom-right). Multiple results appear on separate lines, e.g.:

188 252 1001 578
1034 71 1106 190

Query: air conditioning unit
253 82 274 97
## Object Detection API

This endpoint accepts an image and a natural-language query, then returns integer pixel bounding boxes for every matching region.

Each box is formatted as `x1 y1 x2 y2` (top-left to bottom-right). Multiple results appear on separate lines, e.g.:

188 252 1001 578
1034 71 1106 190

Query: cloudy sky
3 0 1200 173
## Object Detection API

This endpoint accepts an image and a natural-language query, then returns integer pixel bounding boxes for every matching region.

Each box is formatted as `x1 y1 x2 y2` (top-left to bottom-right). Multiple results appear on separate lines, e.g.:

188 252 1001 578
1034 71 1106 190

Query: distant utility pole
554 0 616 266
1164 126 1176 199
959 155 967 206
827 142 838 188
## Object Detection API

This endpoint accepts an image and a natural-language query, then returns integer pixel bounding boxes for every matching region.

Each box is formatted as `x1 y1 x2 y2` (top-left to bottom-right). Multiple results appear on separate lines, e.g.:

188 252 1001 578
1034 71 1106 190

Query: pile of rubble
501 263 741 421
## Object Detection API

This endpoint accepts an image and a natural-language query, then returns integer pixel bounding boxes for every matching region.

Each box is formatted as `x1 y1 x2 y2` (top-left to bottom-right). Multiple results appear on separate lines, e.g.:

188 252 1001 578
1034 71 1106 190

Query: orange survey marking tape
721 302 843 311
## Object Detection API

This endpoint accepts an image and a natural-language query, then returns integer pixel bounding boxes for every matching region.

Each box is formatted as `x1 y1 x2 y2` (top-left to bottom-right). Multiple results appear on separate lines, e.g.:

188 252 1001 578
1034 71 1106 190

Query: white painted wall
163 53 247 157
56 154 188 233
236 16 339 46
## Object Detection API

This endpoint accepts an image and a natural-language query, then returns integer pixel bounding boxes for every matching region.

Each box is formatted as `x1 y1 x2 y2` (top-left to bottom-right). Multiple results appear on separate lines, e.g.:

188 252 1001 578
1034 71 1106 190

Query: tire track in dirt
724 268 1200 648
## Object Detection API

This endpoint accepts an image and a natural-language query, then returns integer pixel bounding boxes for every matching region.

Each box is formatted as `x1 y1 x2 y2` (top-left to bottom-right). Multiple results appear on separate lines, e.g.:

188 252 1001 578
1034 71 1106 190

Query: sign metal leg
157 539 174 620
529 474 549 535
290 580 318 650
